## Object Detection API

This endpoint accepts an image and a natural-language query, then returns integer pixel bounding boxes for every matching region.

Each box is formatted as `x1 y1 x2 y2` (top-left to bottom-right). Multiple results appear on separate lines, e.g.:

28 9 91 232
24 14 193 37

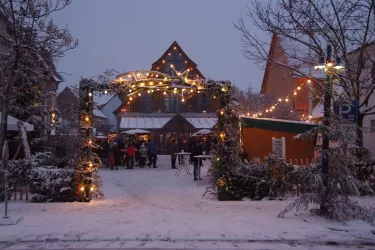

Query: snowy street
0 155 375 249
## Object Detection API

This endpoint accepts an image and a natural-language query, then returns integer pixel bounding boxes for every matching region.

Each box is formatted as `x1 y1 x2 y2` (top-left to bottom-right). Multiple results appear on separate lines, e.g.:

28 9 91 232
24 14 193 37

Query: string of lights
239 79 313 121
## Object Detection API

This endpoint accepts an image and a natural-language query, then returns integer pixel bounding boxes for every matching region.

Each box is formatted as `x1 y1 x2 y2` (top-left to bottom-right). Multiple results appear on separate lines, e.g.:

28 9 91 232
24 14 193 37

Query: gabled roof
260 32 279 94
151 41 205 78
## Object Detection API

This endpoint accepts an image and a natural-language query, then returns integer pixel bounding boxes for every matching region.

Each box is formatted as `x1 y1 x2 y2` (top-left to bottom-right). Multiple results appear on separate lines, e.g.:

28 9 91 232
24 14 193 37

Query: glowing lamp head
80 186 85 192
104 90 108 94
278 98 282 102
297 86 301 90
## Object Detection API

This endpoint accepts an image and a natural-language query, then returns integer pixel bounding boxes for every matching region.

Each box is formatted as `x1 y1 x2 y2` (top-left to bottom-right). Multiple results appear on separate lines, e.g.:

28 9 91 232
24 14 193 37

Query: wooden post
20 190 23 200
301 158 304 166
13 183 16 200
25 187 28 201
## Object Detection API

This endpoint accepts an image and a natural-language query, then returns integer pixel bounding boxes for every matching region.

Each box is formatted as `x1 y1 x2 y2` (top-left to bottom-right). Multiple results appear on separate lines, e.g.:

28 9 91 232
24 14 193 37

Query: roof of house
93 108 107 119
151 41 205 78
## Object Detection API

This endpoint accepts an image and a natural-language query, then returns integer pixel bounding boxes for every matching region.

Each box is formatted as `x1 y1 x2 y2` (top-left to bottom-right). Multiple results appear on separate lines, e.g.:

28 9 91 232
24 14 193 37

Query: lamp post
314 45 344 212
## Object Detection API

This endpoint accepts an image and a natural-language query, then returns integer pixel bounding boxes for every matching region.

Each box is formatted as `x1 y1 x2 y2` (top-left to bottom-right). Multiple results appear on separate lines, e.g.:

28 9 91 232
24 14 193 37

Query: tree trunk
0 96 10 159
357 114 364 148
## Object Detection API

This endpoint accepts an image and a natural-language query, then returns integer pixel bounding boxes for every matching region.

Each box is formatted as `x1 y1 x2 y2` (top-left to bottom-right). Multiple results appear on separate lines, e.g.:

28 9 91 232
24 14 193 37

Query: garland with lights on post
73 79 104 202
204 81 243 200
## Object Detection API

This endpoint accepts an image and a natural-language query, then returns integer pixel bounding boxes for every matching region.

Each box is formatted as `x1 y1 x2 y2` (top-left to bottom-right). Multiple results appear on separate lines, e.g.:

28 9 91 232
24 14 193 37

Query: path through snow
0 155 374 249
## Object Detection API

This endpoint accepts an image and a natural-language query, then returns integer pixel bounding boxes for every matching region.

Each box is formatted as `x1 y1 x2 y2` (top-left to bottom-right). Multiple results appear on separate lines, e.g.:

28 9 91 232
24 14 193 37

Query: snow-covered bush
278 125 375 223
0 152 75 202
28 165 74 202
204 155 295 200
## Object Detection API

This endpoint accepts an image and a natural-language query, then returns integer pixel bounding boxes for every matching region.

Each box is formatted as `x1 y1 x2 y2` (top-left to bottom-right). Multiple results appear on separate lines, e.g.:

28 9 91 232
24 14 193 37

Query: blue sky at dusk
53 0 270 103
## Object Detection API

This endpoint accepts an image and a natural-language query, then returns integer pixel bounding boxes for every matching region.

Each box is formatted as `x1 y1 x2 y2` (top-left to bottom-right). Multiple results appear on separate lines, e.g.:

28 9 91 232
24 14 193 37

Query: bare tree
235 83 299 119
235 0 375 146
0 0 77 152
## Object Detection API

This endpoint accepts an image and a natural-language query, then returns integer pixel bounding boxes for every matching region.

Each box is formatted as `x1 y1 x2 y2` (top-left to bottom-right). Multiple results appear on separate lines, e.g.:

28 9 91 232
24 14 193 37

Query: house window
371 120 375 132
141 94 152 112
164 94 180 113
198 93 209 112
163 50 186 75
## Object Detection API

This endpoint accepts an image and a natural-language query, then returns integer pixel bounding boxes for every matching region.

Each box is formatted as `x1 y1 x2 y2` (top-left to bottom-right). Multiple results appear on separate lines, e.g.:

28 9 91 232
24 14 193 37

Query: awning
185 117 217 129
119 115 218 130
0 112 34 131
120 117 171 129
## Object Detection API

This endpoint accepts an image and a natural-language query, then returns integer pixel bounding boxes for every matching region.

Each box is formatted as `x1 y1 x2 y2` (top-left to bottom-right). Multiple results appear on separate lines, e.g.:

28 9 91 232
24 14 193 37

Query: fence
6 183 29 201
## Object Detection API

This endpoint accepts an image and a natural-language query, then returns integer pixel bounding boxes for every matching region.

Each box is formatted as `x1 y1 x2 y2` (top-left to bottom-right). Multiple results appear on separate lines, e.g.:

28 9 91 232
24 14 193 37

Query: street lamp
314 44 344 212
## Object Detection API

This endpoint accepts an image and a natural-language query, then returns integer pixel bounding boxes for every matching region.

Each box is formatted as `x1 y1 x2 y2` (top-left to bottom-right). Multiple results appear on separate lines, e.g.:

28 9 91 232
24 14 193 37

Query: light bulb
104 90 108 94
88 92 92 97
285 98 289 102
149 82 154 85
138 93 141 96
278 98 282 102
80 187 84 191
297 86 301 90
293 91 297 95
182 98 185 102
129 97 133 101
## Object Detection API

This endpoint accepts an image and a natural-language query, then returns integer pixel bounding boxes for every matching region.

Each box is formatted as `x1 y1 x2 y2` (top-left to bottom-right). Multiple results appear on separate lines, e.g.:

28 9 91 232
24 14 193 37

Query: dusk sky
53 0 270 103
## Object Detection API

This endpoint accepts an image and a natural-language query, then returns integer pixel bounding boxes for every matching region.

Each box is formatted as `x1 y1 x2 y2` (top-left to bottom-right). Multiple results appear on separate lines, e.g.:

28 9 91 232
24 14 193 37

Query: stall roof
119 114 218 130
241 116 316 134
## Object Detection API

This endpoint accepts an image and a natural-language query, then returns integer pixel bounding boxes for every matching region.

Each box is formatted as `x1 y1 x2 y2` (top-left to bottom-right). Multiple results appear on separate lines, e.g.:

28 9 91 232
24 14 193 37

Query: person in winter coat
102 140 111 168
191 139 203 181
126 143 135 169
168 139 178 169
139 142 147 168
147 140 158 168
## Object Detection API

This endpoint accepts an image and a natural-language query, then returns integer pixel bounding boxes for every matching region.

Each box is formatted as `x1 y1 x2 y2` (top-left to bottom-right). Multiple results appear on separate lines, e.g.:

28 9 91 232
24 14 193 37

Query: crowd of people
98 135 215 181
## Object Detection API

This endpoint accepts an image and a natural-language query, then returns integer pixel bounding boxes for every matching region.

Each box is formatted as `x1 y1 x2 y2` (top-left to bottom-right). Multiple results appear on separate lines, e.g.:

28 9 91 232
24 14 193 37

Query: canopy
0 112 34 131
192 129 212 136
123 129 151 135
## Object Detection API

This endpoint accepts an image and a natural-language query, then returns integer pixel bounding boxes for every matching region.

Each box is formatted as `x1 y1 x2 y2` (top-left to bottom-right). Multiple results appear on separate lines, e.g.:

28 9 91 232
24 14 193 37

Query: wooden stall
241 117 317 163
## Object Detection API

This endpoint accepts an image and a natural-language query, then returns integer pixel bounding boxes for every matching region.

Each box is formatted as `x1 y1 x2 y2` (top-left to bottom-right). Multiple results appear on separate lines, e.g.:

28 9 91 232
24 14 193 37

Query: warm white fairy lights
242 79 312 119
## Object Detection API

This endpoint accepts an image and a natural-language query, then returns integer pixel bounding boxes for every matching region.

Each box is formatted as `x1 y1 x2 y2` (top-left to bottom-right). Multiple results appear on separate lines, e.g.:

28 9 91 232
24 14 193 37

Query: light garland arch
75 68 242 202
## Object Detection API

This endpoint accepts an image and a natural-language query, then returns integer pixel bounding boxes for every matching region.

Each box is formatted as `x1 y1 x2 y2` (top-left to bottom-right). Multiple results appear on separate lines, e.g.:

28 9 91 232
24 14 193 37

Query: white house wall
101 95 121 128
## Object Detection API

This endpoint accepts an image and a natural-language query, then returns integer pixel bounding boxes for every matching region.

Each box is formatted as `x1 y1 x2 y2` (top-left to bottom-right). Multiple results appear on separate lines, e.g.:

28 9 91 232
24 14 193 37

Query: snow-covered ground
0 155 374 249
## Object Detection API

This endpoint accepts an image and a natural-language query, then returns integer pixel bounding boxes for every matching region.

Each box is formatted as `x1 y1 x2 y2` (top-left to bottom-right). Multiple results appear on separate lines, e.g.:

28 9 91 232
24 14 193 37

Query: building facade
108 41 219 142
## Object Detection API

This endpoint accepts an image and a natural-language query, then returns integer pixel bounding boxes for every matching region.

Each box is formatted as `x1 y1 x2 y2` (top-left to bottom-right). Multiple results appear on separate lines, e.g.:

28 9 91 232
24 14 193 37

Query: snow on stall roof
241 116 315 126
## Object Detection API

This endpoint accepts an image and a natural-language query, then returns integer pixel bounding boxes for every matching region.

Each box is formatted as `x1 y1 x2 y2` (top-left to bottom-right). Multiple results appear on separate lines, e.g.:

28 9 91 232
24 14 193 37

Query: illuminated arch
76 68 236 202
